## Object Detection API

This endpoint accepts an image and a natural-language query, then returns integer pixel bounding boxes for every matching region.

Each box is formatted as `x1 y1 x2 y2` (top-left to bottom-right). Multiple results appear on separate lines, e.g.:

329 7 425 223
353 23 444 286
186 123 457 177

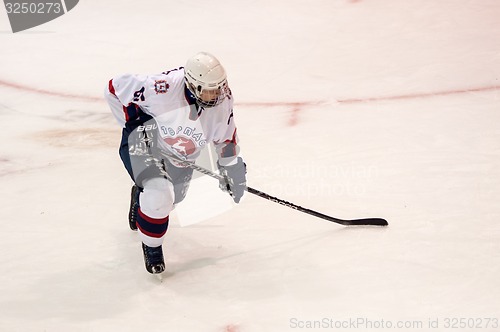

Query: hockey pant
119 117 193 247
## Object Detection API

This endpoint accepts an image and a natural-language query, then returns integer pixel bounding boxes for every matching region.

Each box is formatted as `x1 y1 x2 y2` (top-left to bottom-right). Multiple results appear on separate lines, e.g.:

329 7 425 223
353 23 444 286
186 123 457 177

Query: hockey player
104 52 247 274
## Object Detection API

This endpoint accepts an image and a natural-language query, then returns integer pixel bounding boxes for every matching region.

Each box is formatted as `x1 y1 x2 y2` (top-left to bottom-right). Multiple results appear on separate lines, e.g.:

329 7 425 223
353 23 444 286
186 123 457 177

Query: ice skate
128 185 140 231
142 243 165 274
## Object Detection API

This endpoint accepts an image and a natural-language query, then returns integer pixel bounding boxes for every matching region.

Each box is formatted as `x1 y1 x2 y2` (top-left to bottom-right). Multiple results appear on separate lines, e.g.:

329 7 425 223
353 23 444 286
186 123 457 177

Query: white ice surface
0 1 499 331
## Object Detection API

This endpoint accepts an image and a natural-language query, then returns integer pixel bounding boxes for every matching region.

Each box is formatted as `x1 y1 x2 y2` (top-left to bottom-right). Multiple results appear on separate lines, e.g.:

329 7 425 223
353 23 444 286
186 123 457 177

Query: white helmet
184 52 228 107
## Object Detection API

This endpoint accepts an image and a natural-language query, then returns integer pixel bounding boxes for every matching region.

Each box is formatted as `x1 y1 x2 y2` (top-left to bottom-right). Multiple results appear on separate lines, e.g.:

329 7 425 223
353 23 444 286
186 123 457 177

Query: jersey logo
154 80 169 94
133 87 145 102
164 137 196 157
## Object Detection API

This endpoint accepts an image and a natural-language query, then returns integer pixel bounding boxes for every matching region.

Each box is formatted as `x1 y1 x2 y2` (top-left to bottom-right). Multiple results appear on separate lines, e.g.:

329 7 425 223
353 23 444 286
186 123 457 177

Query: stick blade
343 218 389 226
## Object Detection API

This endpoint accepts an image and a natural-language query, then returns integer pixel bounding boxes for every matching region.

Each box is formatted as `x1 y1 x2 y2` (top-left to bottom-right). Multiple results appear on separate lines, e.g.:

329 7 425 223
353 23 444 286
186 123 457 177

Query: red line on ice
239 85 500 125
1 78 499 126
237 101 319 126
0 79 103 103
2 78 498 105
336 85 500 104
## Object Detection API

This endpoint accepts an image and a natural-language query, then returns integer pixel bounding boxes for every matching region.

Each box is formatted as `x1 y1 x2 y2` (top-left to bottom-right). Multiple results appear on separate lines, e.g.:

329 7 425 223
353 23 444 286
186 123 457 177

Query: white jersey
105 67 239 166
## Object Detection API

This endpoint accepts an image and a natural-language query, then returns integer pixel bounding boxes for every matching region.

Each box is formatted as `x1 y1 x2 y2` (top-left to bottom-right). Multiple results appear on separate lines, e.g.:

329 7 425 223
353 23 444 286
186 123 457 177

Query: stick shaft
168 157 388 226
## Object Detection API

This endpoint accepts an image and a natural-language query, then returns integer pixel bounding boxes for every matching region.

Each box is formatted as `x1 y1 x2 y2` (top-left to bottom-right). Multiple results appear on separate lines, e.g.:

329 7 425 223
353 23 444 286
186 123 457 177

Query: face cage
188 81 228 108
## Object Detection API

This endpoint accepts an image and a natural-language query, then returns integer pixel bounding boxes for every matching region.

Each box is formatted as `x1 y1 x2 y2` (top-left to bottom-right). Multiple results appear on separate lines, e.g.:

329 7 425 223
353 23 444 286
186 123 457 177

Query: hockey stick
163 155 388 227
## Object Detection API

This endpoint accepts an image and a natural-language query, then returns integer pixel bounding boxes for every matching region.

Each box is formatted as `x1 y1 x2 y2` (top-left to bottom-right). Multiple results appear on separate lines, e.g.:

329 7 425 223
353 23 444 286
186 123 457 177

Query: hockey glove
218 157 247 203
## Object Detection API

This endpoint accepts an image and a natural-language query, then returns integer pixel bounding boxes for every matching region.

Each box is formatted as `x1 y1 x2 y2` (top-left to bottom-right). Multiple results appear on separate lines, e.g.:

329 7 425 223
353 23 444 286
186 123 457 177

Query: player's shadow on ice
165 227 349 276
